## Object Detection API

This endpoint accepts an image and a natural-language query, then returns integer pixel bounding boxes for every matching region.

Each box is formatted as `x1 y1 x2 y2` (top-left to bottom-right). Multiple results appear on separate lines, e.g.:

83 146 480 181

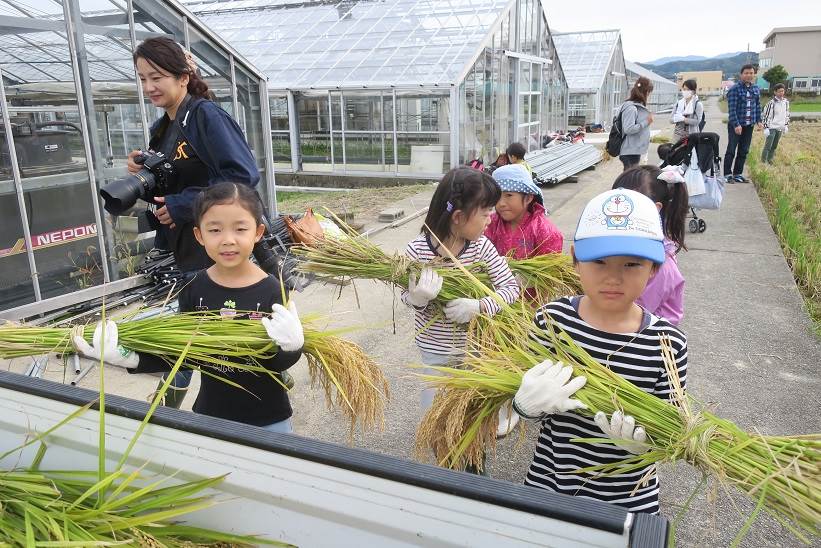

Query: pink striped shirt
401 234 520 355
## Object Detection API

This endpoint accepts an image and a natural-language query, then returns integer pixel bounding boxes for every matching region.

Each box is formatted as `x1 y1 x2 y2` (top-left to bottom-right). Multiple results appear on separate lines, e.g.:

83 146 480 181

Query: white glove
443 298 481 324
783 126 789 134
763 128 770 137
262 301 304 353
672 113 685 123
406 268 443 308
594 411 648 455
73 320 139 369
512 359 587 418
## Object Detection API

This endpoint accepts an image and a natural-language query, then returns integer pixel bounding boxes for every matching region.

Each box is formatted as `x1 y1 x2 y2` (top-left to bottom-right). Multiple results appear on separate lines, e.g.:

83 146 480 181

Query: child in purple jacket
612 166 688 325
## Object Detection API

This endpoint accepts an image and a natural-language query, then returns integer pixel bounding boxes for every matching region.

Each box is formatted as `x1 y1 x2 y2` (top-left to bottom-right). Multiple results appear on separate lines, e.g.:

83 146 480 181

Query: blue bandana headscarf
491 164 544 205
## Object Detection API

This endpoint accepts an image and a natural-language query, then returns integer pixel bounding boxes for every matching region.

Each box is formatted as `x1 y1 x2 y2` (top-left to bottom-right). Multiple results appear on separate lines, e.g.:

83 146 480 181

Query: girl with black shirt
74 183 303 432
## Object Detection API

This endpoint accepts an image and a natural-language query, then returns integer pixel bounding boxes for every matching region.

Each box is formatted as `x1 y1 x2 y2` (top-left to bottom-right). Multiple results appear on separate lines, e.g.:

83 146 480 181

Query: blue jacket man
724 65 762 182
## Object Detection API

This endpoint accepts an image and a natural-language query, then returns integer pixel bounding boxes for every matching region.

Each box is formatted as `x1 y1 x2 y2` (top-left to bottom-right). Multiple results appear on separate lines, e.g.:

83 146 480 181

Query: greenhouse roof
183 0 512 89
552 29 621 93
625 60 677 87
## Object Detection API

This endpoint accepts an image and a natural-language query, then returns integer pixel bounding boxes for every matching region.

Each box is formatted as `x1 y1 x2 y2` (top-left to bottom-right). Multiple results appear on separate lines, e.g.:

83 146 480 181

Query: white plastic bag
684 148 706 197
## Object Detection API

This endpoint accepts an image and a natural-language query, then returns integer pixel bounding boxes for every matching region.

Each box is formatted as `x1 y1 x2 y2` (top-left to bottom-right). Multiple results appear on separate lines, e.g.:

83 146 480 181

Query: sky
545 1 821 63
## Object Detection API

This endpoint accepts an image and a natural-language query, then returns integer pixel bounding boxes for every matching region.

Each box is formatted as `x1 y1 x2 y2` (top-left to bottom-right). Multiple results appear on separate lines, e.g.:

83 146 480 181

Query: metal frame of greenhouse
553 29 627 129
186 0 569 178
625 61 679 114
0 0 273 311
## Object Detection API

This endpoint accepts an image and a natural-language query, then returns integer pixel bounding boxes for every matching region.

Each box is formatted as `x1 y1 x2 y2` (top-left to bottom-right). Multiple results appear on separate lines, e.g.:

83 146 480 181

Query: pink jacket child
484 164 563 259
636 238 685 325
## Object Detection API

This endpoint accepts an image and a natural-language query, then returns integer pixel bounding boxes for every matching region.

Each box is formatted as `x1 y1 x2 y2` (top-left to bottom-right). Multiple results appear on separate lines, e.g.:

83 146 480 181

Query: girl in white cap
512 188 688 514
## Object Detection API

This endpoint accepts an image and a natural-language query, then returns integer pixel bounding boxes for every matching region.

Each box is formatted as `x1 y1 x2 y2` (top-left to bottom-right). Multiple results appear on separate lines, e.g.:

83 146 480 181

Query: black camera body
100 151 175 215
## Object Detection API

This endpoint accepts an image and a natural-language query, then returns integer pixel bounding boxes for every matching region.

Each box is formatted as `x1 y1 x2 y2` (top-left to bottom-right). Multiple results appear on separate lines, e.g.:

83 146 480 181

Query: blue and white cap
491 164 544 205
573 189 665 264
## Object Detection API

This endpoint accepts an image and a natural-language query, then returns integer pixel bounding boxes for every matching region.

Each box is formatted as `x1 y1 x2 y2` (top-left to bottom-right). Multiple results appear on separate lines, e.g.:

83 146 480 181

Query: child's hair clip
446 201 454 212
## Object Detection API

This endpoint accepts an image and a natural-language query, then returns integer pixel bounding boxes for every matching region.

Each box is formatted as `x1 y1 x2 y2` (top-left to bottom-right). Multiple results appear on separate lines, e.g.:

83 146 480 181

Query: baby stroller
658 132 723 233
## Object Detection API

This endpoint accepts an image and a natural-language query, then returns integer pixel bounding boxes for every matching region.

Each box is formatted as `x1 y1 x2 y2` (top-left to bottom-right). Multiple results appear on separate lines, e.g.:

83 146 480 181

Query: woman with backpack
670 79 705 140
617 76 655 170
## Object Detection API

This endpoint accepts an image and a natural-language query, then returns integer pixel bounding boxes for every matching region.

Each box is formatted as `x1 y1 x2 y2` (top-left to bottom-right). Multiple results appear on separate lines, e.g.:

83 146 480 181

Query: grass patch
790 103 821 113
749 122 821 336
651 134 671 144
277 184 433 221
718 98 728 113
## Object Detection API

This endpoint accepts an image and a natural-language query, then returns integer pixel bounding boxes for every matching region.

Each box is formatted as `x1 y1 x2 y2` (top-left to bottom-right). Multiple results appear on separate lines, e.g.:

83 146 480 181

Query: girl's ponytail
663 181 689 253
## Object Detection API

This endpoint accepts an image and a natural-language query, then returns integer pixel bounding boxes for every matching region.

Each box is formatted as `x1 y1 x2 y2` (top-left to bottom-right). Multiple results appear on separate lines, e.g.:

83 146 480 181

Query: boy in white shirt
761 83 791 164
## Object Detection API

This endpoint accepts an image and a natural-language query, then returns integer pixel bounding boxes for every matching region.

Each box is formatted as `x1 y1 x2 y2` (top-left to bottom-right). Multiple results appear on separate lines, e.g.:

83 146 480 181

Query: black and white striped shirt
525 297 688 514
401 233 519 355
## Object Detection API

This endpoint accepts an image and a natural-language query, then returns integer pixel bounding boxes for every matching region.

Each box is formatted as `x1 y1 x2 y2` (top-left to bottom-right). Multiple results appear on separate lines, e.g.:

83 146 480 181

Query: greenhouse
187 0 569 176
553 29 627 128
625 60 678 113
0 0 273 310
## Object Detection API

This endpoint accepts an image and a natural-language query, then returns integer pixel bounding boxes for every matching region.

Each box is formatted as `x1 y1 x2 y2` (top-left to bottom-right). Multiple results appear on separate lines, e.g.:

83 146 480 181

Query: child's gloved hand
73 320 139 369
262 301 304 353
512 359 587 419
406 268 443 308
443 298 481 323
594 411 648 455
763 128 770 137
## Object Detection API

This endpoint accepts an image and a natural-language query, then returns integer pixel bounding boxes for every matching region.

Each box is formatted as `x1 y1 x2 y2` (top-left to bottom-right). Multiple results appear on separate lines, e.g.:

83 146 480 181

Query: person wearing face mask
670 79 704 140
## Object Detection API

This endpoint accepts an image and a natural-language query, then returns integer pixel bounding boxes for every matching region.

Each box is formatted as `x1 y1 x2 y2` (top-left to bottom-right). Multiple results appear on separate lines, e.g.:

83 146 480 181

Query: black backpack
694 98 706 131
605 105 626 157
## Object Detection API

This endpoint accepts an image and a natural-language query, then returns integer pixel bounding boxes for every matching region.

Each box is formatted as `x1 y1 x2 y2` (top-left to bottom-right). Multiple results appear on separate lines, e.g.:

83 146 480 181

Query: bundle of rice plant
293 232 581 307
415 307 821 545
0 314 389 434
0 337 291 546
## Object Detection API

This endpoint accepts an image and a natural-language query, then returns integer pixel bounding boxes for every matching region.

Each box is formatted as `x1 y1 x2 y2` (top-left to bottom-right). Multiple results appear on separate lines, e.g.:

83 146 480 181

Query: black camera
100 151 174 215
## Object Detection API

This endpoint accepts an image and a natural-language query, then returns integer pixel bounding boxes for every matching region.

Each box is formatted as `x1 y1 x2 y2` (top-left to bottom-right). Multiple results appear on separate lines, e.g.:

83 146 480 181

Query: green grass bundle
0 465 288 546
293 232 581 307
0 314 389 434
415 307 820 545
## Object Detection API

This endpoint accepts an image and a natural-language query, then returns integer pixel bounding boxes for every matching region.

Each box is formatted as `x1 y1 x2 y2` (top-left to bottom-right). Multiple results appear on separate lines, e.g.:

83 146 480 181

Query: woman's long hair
134 37 211 101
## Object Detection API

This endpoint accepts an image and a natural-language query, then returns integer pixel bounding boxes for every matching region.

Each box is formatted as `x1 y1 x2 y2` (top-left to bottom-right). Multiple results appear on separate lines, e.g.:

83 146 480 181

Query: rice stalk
292 231 581 309
414 305 821 544
0 314 389 435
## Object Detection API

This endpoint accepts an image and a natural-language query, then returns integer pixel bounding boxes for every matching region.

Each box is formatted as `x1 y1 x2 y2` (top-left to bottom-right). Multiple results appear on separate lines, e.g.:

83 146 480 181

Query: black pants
619 155 640 170
724 123 754 176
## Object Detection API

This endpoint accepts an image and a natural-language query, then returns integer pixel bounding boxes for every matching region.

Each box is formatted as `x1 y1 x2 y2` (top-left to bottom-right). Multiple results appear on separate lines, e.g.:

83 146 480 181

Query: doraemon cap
573 188 665 264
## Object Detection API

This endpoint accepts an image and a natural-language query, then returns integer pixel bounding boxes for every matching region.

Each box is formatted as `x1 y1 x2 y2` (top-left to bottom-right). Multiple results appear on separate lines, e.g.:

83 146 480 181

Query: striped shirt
401 233 519 355
525 297 688 514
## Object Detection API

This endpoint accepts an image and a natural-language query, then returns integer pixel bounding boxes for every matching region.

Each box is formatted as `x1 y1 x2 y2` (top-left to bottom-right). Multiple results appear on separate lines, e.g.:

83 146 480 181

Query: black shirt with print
131 271 301 426
149 96 213 272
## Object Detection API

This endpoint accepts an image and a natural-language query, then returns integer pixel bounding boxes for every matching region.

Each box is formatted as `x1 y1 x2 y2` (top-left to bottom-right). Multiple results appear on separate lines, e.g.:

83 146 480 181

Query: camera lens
99 169 154 215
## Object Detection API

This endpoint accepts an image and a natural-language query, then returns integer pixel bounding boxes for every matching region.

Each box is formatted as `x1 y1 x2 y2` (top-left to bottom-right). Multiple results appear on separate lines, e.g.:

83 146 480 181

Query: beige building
759 26 821 92
675 71 723 95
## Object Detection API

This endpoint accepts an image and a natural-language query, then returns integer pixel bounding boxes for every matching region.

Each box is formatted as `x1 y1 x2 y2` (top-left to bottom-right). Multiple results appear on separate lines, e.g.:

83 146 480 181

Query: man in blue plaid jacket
724 64 763 183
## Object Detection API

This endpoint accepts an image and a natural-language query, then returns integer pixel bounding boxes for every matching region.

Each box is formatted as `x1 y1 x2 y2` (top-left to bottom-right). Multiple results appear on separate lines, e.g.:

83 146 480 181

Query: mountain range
644 52 746 65
638 52 759 81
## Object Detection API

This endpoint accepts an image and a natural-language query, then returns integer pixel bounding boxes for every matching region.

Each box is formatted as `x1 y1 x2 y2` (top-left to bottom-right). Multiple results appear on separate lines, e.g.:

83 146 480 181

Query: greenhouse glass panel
184 0 511 88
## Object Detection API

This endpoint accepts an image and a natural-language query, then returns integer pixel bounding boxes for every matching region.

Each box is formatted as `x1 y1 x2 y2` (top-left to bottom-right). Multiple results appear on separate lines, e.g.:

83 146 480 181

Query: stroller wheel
698 219 707 233
689 219 699 233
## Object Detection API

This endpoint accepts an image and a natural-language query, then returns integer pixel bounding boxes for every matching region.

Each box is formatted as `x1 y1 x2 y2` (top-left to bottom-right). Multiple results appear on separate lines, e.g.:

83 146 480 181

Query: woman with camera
127 36 261 407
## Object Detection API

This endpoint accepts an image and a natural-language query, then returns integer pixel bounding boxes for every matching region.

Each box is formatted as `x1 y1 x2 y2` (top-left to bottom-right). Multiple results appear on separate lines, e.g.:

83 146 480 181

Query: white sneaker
496 404 520 438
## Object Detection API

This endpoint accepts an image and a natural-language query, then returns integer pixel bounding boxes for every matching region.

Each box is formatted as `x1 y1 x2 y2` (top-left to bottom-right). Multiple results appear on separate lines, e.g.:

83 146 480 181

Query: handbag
689 176 725 210
285 208 325 246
